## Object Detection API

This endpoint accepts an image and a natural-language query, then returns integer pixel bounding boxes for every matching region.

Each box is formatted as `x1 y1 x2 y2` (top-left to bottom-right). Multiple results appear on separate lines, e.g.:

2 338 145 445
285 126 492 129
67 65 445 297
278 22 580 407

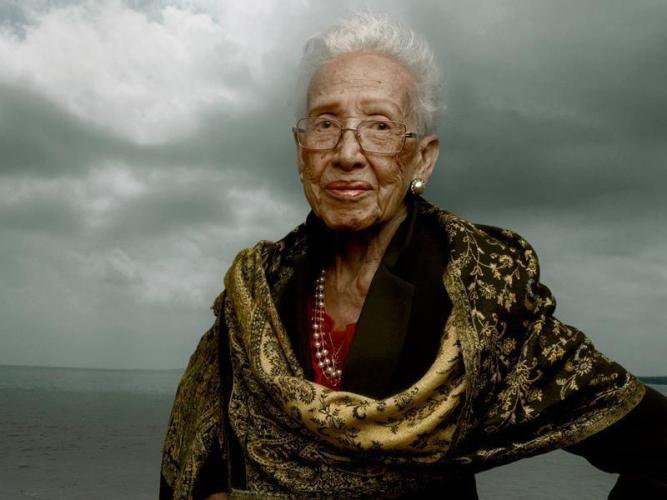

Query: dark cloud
0 0 665 372
97 171 236 240
0 1 30 37
0 84 141 176
404 0 667 213
0 190 84 235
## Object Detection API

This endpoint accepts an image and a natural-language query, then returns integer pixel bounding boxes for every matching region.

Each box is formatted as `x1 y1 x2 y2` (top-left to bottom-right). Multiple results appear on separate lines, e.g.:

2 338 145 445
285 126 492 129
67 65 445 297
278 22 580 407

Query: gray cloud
0 0 665 373
0 191 83 234
97 171 234 239
0 84 141 176
415 0 667 213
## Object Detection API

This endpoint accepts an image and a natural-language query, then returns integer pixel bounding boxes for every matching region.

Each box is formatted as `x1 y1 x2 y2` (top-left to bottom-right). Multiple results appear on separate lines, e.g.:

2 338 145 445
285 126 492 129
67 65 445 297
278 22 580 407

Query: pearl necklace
312 268 343 382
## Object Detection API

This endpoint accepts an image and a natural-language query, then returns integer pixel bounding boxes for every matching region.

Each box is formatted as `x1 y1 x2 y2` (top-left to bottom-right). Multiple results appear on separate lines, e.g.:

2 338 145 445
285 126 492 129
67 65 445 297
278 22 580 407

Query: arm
159 449 229 500
159 419 231 500
159 290 233 499
564 385 667 499
198 288 237 499
469 226 661 493
458 226 646 471
511 232 666 497
196 436 231 499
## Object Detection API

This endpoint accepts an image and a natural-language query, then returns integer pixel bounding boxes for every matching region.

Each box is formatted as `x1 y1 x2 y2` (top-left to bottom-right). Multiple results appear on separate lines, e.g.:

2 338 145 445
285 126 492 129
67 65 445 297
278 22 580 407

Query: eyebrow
308 98 404 119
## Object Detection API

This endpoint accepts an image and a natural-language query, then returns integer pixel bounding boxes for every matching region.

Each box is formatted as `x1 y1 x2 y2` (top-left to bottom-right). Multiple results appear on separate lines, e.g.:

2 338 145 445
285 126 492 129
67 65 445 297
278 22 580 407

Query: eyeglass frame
292 117 418 156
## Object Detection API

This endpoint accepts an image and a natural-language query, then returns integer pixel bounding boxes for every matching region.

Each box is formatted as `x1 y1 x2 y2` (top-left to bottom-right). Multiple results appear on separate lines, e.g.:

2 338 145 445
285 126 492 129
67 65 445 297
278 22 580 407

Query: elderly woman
160 14 666 500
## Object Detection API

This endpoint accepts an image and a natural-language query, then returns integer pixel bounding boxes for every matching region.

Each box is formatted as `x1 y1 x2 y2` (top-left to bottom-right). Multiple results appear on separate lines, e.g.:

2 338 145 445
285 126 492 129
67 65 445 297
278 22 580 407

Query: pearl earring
410 178 425 195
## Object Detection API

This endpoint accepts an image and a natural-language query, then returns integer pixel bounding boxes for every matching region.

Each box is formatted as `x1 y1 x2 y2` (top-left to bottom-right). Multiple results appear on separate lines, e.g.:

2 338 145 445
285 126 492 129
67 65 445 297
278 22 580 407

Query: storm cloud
1 0 665 373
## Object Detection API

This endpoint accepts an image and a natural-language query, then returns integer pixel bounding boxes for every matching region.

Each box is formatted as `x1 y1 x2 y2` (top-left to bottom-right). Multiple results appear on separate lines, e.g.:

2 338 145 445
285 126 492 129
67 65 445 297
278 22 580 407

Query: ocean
0 364 664 500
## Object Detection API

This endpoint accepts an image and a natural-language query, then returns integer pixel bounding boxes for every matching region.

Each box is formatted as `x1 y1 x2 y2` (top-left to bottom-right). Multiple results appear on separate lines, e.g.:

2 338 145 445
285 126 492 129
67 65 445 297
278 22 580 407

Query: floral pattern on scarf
160 198 645 498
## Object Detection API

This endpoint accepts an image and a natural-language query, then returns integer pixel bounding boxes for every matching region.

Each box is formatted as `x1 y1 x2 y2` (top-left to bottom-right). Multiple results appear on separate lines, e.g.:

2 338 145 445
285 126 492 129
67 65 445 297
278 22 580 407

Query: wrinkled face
296 50 439 232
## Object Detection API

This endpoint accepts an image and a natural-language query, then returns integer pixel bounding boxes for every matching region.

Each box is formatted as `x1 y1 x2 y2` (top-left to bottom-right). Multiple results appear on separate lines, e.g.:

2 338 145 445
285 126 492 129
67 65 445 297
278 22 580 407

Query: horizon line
1 363 666 380
0 363 185 372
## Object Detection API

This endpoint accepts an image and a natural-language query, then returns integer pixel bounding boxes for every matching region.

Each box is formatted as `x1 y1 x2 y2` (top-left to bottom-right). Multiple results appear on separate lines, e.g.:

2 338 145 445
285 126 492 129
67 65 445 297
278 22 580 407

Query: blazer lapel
340 262 415 397
340 199 418 398
342 196 453 399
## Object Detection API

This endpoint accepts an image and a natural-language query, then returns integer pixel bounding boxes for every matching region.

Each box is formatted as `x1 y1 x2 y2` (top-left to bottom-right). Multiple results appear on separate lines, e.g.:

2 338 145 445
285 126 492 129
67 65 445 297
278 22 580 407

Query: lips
324 181 372 200
325 181 372 190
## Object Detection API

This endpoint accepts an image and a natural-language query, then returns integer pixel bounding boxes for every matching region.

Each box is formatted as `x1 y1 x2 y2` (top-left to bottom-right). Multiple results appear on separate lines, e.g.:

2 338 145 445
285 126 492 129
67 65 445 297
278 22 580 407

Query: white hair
295 12 444 136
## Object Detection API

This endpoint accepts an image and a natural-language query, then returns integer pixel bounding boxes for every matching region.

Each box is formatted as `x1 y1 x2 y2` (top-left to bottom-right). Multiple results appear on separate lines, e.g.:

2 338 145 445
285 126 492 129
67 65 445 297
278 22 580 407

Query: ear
413 134 439 183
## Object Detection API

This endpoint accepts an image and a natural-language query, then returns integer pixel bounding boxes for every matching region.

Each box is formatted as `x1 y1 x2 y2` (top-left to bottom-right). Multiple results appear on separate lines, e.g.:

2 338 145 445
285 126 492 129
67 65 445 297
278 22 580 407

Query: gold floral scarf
161 198 646 499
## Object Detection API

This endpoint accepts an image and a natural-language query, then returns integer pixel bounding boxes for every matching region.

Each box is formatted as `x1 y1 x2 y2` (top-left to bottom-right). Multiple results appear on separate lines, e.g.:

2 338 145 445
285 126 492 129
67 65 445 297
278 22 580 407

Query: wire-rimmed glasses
292 117 417 155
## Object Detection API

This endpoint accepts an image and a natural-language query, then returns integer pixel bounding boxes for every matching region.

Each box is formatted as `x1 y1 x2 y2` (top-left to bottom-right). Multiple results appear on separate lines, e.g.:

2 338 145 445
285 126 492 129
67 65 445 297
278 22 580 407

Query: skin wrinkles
295 50 440 330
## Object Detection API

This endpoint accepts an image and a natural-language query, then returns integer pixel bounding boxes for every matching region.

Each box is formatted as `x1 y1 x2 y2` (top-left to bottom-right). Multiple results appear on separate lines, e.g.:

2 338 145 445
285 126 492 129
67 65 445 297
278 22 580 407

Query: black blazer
279 194 455 400
163 197 667 499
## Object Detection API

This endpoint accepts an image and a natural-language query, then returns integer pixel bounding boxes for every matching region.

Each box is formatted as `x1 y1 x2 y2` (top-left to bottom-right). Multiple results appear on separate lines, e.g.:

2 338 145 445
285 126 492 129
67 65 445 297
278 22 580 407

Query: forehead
307 51 416 115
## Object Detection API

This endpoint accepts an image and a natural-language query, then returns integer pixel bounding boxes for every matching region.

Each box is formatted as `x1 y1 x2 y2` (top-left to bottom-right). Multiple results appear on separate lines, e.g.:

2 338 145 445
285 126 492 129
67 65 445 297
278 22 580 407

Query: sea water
0 365 664 500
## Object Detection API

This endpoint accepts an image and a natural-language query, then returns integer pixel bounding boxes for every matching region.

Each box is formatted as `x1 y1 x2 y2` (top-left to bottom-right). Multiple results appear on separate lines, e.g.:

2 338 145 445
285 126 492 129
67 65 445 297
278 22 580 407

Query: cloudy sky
1 0 665 374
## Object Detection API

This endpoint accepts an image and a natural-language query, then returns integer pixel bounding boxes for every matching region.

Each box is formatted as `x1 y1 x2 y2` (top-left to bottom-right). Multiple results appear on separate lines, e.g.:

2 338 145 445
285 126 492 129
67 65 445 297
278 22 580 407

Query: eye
313 118 336 130
370 120 395 132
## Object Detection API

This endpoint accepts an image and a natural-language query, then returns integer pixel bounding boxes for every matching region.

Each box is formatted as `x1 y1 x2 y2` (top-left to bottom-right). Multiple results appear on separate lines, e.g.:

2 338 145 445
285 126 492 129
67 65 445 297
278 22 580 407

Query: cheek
371 157 416 213
301 154 328 208
302 152 328 181
375 156 413 187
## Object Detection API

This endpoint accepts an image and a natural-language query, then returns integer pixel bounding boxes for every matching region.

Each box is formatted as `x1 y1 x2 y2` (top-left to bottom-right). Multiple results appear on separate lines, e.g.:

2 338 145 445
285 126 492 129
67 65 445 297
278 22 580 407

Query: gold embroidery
161 199 646 498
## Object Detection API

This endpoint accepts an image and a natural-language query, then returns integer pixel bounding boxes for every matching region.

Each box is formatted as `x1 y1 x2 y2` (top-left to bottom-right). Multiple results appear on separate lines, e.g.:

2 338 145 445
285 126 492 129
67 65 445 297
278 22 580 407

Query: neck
328 204 408 297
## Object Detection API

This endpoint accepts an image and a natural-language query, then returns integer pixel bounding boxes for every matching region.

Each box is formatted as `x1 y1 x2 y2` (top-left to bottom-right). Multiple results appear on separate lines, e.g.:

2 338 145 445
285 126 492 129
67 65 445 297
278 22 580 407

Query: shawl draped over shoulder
160 197 645 499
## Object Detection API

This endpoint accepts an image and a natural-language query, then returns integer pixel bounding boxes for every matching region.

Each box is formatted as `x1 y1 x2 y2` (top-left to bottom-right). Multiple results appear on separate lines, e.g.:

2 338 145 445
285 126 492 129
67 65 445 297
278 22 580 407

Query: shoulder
416 197 540 272
416 198 544 319
228 219 309 272
474 222 539 262
215 221 309 311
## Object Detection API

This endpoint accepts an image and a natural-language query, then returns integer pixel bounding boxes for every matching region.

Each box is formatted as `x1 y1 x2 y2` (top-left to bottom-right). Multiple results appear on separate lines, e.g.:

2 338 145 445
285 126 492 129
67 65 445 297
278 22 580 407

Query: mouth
324 181 373 200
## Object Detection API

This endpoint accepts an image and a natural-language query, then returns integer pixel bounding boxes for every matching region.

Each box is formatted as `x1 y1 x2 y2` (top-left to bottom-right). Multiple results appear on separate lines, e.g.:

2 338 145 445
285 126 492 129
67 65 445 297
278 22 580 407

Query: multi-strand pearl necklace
312 268 343 383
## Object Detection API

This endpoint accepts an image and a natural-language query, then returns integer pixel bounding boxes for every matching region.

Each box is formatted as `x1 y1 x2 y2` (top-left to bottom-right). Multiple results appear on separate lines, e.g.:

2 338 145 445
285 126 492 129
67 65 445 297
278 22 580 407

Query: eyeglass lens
297 118 405 153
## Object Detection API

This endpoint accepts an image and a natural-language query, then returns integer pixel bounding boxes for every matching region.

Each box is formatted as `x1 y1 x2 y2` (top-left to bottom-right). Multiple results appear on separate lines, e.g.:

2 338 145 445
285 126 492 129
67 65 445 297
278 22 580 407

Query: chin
308 191 383 232
319 207 379 233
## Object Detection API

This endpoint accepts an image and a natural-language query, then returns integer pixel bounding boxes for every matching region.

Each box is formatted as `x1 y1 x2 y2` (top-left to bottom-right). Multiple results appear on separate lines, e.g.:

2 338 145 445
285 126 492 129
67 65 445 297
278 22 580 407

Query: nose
333 127 366 170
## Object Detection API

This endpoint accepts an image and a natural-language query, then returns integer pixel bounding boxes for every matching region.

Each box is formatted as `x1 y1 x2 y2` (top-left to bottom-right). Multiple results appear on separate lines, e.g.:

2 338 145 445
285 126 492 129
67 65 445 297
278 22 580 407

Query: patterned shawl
160 198 645 499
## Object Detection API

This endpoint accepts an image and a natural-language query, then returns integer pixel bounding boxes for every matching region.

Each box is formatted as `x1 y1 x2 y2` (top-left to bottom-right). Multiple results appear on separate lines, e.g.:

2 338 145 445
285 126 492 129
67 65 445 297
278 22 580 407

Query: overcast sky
1 0 665 374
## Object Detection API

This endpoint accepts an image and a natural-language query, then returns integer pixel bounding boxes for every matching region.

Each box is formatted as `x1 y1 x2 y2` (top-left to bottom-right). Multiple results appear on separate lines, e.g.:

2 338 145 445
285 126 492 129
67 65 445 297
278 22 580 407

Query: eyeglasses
292 117 417 155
